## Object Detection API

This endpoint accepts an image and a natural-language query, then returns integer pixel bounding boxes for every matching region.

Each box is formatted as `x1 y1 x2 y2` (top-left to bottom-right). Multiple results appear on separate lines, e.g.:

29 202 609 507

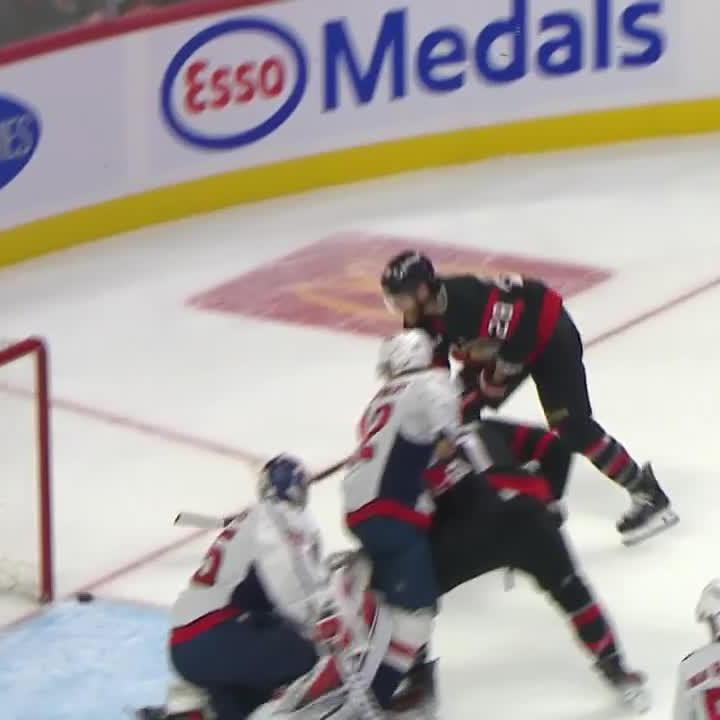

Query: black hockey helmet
380 251 438 296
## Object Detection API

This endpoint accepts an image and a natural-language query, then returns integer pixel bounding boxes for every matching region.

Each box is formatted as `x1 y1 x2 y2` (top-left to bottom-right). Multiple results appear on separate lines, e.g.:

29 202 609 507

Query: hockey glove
478 367 509 401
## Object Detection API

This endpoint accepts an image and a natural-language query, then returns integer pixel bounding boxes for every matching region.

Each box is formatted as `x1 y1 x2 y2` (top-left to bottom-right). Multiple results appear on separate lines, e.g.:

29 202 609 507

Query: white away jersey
343 368 464 529
674 643 720 720
171 500 326 630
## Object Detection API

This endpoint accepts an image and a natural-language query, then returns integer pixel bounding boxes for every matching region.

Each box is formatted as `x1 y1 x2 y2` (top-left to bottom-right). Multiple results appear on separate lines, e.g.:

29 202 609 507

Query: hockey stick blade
173 512 230 529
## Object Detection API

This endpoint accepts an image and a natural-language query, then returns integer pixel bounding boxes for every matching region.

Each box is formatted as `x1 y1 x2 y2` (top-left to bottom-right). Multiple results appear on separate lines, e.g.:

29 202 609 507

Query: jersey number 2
705 688 720 720
353 403 393 462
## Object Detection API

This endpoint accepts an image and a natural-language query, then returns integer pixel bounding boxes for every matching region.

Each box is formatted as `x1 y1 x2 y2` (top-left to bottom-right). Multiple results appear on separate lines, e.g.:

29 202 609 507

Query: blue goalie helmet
259 455 310 508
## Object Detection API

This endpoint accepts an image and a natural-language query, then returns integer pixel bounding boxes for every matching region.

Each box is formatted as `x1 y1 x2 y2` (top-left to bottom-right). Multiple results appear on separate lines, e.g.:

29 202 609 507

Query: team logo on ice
187 234 613 337
0 94 41 190
161 17 308 150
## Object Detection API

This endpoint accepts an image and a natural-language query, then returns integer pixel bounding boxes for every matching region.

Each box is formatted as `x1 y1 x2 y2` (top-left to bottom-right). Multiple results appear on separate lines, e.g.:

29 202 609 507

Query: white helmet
378 330 433 379
696 579 720 628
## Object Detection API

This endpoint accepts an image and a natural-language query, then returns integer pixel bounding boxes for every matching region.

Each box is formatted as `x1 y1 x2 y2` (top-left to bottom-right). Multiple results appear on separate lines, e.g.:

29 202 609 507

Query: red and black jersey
405 273 563 376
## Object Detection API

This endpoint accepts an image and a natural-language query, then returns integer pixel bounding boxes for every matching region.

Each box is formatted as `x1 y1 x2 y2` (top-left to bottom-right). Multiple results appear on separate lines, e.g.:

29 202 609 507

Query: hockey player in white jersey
138 455 404 720
137 455 325 720
673 579 720 720
341 328 493 714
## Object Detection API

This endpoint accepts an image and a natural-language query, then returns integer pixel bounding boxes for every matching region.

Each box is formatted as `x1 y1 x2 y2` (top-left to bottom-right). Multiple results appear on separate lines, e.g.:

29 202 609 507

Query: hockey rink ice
2 132 720 720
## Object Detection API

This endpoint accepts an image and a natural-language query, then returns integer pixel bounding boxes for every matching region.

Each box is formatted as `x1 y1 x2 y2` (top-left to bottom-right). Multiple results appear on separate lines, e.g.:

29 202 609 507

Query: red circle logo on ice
161 18 307 150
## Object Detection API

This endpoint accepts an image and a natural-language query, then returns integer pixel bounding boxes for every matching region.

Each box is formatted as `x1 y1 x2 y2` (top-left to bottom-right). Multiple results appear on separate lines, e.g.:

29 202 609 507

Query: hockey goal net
0 337 53 603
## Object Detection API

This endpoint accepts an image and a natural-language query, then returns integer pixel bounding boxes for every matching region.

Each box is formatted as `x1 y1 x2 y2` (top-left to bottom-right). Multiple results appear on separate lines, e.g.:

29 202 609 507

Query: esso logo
161 18 307 150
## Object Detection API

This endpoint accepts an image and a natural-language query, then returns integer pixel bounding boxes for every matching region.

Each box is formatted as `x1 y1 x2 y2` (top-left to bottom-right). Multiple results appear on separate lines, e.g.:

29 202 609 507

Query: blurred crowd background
0 0 191 48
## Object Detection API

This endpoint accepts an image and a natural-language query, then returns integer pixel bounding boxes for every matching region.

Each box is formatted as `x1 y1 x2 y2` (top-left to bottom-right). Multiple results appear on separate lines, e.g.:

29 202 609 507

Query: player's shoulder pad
418 367 455 394
416 369 459 415
443 273 484 293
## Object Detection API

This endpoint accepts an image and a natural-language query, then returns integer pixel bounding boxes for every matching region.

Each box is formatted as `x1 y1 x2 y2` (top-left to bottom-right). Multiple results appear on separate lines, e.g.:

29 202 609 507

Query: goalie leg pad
370 607 433 709
386 608 433 674
276 592 394 713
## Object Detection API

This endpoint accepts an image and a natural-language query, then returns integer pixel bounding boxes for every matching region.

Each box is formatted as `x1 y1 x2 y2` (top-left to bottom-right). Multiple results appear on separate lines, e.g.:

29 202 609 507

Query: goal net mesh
0 339 52 602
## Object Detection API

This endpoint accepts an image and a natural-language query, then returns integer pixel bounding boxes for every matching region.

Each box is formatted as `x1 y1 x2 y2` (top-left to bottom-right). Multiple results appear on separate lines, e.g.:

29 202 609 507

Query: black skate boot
390 660 438 719
547 499 567 528
595 654 650 713
617 463 678 546
135 708 207 720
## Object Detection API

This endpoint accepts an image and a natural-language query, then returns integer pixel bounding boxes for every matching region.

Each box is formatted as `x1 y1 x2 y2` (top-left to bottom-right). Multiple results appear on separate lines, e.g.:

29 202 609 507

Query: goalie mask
259 455 310 509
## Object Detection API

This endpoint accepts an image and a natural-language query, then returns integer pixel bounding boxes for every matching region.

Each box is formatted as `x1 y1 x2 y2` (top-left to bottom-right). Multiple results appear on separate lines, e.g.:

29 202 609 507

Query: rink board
1 0 720 266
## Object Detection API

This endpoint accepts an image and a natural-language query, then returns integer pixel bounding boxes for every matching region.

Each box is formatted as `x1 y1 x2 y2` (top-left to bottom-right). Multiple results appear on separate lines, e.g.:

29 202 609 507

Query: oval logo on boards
0 95 41 190
161 17 308 150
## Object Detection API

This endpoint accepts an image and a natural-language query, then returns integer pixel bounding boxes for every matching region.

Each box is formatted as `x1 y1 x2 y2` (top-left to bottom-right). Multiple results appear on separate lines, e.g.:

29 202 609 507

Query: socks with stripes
552 573 618 661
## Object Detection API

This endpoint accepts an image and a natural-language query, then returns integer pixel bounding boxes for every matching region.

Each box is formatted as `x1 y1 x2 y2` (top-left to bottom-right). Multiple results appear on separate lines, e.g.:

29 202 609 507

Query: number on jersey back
706 688 720 720
352 402 394 463
192 510 248 586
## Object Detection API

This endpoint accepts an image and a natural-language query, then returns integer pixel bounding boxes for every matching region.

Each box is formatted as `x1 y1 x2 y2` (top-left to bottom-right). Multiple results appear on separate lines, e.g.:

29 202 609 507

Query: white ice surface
1 133 720 720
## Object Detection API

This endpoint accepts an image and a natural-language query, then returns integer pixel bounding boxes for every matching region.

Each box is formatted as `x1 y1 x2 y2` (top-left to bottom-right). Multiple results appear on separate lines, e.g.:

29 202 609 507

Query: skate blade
619 683 651 714
621 509 679 547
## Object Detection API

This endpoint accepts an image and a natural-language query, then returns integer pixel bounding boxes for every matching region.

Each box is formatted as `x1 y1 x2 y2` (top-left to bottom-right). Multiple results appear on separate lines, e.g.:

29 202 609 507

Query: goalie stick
174 456 348 530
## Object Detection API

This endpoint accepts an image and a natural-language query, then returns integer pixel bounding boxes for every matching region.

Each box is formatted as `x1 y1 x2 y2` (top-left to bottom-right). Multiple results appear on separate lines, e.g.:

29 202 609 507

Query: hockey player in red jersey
380 250 678 545
388 424 650 715
430 455 649 710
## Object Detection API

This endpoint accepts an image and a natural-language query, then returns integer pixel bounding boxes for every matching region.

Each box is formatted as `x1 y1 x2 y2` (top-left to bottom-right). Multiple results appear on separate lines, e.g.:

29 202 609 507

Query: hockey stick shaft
174 456 349 529
309 457 348 484
173 512 228 529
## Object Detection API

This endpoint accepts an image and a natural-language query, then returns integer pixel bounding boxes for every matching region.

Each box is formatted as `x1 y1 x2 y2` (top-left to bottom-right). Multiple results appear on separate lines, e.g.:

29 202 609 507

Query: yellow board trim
2 96 719 267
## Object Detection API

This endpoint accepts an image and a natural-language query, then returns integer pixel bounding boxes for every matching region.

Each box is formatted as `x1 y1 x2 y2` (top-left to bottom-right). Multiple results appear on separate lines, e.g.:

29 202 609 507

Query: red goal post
0 337 53 603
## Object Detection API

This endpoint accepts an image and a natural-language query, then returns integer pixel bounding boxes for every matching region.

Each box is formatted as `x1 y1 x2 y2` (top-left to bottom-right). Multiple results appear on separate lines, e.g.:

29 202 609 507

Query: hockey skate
546 499 567 528
617 463 678 546
595 654 650 713
389 661 438 720
134 708 209 720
